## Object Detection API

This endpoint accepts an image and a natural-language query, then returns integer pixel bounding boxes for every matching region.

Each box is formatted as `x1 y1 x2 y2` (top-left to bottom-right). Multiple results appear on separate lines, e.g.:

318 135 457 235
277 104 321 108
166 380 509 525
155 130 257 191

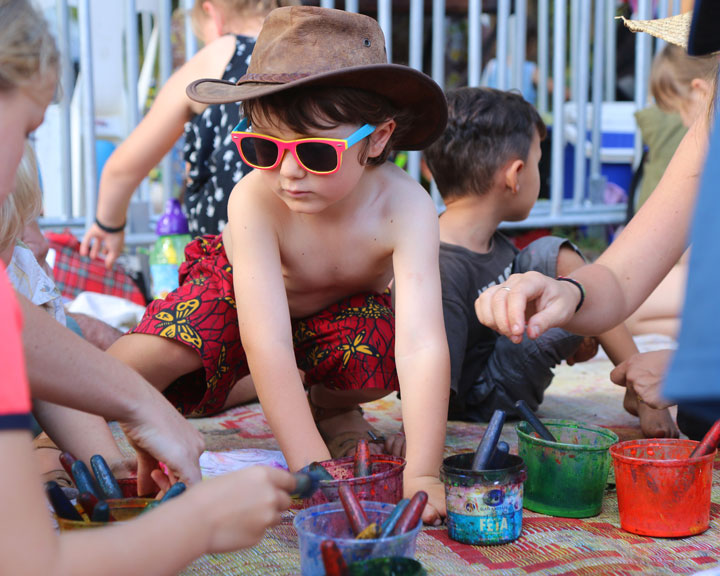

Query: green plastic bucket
516 419 618 518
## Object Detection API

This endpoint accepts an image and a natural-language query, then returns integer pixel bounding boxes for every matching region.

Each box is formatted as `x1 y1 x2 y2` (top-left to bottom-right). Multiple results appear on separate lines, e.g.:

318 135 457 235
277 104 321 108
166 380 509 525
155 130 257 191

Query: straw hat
620 1 720 56
619 12 692 49
187 6 447 150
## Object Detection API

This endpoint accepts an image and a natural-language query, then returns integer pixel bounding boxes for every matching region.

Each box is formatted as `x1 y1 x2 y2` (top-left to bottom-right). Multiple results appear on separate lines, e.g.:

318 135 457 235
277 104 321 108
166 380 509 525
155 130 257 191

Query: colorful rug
117 335 720 575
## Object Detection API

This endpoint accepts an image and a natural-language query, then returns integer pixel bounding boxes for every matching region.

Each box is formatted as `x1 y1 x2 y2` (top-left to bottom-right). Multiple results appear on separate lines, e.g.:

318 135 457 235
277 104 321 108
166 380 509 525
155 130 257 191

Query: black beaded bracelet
95 217 126 234
556 276 585 313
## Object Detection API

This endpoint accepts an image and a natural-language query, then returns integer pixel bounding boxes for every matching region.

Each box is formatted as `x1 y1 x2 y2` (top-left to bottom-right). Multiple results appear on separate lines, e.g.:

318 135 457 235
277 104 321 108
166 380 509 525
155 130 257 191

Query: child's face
0 75 55 205
249 118 376 215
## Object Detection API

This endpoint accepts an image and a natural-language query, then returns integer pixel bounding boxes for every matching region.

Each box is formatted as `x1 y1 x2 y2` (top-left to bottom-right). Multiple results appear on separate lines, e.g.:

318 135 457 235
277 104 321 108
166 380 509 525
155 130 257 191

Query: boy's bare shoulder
377 162 438 218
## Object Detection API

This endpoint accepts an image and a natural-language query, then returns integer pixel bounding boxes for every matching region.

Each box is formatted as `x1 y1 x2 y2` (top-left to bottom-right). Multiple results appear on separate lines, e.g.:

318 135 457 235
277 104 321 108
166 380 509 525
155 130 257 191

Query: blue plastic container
294 500 421 576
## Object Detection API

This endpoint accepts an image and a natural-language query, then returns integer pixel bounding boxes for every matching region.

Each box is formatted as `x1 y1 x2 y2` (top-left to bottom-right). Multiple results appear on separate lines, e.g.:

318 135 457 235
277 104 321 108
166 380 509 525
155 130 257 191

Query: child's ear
691 77 713 104
203 1 224 38
367 119 396 157
504 159 524 193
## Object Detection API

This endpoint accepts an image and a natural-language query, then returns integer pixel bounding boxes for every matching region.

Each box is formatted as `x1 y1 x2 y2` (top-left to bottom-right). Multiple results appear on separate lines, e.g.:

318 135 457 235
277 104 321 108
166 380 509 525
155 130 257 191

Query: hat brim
187 64 448 151
619 13 691 49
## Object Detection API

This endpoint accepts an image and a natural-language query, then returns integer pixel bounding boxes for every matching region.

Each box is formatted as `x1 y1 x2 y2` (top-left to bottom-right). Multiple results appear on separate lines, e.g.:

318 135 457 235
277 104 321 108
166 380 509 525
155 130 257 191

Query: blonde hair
650 44 718 114
0 0 59 92
190 0 299 39
0 143 43 255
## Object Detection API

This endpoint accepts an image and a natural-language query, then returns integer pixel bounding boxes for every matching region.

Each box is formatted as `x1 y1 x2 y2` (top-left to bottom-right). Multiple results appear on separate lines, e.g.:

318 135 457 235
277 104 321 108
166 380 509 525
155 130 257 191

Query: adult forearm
20 294 150 421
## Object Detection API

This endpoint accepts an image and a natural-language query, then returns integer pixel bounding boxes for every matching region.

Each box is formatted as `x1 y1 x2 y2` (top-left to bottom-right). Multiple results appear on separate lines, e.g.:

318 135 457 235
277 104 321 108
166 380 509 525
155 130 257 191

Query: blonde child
0 2 297 574
107 6 451 522
1 143 134 487
81 0 299 267
424 87 677 438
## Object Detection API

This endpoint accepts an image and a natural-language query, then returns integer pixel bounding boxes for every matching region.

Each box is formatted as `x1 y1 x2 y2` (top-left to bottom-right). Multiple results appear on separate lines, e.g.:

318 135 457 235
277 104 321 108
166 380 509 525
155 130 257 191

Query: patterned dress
183 35 255 236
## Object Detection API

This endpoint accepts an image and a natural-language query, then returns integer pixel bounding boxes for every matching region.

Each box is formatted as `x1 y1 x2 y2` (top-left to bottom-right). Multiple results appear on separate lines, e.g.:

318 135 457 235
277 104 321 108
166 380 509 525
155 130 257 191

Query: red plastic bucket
610 439 716 537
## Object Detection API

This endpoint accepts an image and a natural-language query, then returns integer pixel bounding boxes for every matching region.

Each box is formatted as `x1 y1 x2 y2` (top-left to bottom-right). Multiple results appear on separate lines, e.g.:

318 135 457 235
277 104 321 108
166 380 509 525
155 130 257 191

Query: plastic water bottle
149 198 191 299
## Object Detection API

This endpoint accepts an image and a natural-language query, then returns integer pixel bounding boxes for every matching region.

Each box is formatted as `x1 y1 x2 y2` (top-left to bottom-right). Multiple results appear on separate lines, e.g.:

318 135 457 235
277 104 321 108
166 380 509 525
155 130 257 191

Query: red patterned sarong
130 235 398 417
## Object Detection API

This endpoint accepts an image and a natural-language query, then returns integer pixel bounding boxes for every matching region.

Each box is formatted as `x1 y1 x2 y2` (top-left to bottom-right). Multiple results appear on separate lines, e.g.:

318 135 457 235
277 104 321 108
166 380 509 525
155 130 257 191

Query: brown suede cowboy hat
186 6 447 150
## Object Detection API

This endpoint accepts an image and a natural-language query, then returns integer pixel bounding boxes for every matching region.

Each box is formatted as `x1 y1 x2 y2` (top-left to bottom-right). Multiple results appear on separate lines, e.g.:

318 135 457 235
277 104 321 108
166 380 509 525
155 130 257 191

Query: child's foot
624 389 679 438
314 406 384 458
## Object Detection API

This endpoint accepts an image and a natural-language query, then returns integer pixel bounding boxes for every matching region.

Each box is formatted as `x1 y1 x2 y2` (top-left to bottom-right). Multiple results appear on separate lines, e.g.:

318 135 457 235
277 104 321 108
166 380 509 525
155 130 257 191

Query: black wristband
94 217 125 234
556 276 585 313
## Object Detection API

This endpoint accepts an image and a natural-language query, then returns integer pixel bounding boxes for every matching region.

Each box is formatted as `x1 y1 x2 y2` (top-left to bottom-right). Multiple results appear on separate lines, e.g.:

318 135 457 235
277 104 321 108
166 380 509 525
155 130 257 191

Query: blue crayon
378 498 410 538
472 409 506 471
45 481 83 521
160 481 186 503
90 454 123 499
90 500 110 523
487 441 510 470
71 460 101 499
514 399 556 442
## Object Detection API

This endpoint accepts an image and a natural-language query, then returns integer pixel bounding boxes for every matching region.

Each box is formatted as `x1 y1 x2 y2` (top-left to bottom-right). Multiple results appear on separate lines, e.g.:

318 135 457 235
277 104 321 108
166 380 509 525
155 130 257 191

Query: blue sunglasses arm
346 124 376 147
233 118 248 132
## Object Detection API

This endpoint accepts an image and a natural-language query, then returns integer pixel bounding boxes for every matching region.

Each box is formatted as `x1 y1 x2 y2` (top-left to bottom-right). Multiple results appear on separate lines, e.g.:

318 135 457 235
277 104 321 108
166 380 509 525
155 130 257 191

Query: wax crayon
45 481 83 521
338 484 371 536
354 438 372 477
71 460 101 499
160 481 186 503
472 409 506 470
367 429 385 444
90 500 110 523
58 451 77 478
515 399 556 442
392 490 427 535
291 471 324 499
689 419 720 458
90 454 123 499
306 461 334 481
355 522 379 539
487 441 510 470
78 491 99 518
378 498 409 538
320 539 349 576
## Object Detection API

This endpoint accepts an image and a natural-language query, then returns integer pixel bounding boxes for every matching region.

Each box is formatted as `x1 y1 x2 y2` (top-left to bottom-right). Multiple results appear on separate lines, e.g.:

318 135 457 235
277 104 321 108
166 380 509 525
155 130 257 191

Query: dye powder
440 453 526 545
610 438 715 537
517 419 617 518
304 454 405 508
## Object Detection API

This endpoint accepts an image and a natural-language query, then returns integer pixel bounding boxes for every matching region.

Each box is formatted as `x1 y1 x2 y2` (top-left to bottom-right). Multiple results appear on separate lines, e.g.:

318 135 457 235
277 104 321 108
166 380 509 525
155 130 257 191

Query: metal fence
36 0 682 244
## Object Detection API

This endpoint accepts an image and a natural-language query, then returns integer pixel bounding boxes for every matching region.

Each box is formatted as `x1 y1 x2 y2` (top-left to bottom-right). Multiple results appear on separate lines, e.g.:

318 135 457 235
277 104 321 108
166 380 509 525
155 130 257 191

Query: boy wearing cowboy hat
107 6 450 522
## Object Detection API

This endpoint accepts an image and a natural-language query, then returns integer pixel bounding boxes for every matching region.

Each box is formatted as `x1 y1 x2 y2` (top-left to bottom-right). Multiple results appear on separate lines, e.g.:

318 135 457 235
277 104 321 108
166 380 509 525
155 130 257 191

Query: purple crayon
472 409 506 471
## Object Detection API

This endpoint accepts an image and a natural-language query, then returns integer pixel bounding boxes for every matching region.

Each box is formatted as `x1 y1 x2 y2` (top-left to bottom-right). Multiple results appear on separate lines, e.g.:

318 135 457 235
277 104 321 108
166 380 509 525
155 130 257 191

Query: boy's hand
565 337 599 366
610 350 674 410
475 272 579 343
404 475 446 525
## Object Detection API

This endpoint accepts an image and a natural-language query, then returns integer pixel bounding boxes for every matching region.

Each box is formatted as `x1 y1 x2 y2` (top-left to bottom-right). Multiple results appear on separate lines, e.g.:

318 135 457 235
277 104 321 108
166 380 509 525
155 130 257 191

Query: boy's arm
391 185 450 523
227 177 331 471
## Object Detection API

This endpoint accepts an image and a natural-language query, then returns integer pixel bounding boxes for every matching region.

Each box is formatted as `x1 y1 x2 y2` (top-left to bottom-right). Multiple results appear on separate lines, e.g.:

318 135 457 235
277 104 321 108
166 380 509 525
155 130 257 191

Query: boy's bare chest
280 227 394 315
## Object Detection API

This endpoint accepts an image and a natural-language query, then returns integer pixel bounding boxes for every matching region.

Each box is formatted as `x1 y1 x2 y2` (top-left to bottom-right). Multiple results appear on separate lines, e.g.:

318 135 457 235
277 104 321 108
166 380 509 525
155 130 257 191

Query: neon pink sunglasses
231 120 376 175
